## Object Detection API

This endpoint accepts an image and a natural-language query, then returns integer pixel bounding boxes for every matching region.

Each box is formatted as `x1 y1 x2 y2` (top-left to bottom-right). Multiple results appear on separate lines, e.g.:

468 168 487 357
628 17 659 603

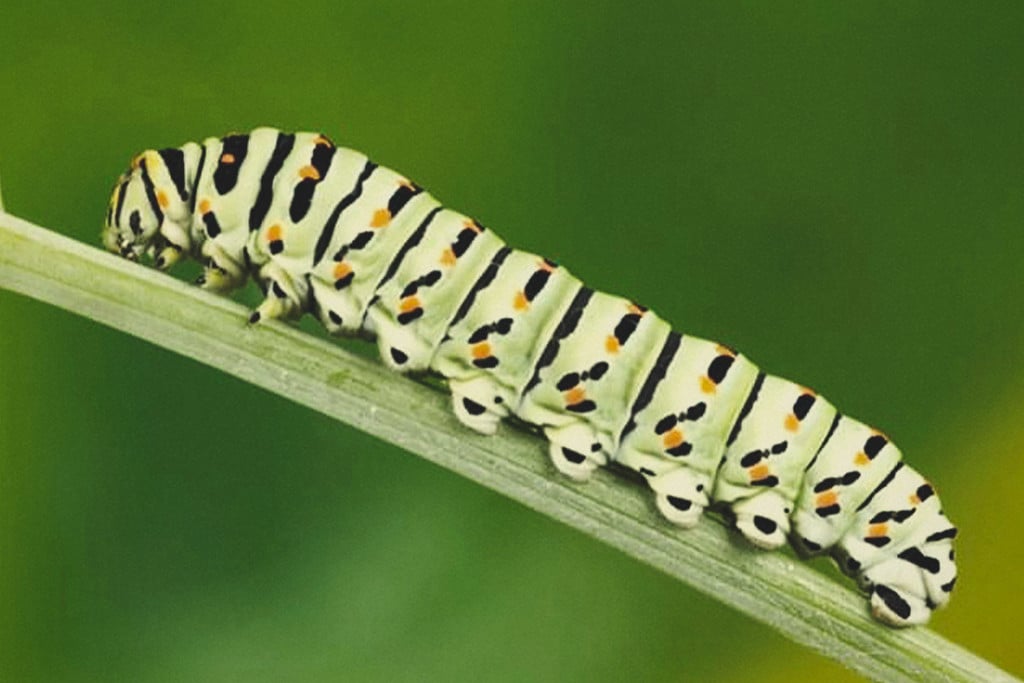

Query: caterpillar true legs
103 127 957 627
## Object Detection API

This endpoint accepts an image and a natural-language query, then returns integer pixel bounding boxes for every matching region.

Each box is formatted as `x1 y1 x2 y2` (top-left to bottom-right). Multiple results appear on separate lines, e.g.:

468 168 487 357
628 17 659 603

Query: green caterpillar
103 127 957 627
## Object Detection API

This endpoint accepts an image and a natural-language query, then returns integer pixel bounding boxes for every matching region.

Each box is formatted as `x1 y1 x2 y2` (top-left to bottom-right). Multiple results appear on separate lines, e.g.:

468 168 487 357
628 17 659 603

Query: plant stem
0 207 1016 683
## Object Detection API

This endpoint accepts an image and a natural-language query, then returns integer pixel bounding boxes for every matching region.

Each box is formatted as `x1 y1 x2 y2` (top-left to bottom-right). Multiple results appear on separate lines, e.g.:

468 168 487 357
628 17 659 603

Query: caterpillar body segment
103 127 957 627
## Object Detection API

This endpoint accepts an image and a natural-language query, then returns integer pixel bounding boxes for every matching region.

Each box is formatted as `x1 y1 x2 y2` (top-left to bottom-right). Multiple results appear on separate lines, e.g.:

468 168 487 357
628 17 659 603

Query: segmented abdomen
124 127 958 627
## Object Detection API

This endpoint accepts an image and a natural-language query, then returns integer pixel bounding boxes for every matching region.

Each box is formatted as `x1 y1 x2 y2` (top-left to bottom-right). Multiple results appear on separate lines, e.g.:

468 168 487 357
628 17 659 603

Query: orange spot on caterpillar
399 297 421 313
867 523 889 538
605 335 620 353
564 387 586 405
267 224 283 242
538 260 555 272
299 165 321 180
440 247 457 266
909 493 921 506
463 219 482 233
313 134 334 147
784 414 800 432
854 451 870 466
471 342 492 359
715 344 736 356
131 154 143 170
397 177 415 190
816 491 838 508
749 464 771 482
370 208 391 228
513 291 529 311
198 199 211 214
627 303 645 315
663 429 684 449
332 262 352 280
220 153 236 164
699 375 716 394
156 190 169 208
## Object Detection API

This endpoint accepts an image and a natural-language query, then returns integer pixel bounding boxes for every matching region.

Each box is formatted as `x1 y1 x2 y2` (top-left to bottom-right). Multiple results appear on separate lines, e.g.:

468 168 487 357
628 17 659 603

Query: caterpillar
102 127 957 627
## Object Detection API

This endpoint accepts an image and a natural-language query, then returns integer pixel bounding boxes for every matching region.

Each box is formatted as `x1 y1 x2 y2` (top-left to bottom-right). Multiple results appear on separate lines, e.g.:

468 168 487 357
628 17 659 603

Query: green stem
0 208 1016 683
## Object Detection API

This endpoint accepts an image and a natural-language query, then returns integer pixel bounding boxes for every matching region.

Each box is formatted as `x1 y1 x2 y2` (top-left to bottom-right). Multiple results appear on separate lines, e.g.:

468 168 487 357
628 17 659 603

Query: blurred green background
2 2 1022 681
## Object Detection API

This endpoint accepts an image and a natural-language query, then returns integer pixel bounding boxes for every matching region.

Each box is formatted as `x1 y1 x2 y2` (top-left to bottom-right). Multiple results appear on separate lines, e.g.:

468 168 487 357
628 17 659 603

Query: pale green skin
103 127 956 627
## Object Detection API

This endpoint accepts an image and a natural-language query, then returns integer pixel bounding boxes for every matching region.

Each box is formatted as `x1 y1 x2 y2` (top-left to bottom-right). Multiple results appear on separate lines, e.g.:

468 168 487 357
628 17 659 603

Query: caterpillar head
103 147 197 267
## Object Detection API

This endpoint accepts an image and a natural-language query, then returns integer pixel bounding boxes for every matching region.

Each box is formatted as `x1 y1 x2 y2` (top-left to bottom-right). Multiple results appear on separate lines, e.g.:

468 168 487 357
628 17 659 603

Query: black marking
726 373 765 446
846 557 861 572
588 361 609 380
639 467 656 477
129 210 142 235
706 353 734 383
473 356 499 369
666 496 692 512
801 537 822 552
271 281 287 298
213 134 249 194
398 308 424 325
566 400 597 414
139 160 165 224
916 484 934 502
313 160 378 266
856 462 903 512
250 132 296 230
248 311 261 324
815 504 840 518
203 211 222 239
158 148 189 201
813 470 861 493
805 412 843 471
447 247 512 330
753 515 778 535
269 239 283 255
390 348 408 365
328 310 342 326
941 577 957 593
613 312 642 345
751 475 780 487
561 448 586 464
685 402 706 421
864 434 888 458
189 145 207 215
523 267 552 301
556 373 580 391
874 585 911 620
290 143 335 222
665 442 692 457
523 287 593 394
654 414 676 435
925 527 958 543
620 331 681 440
865 536 891 548
350 230 374 250
897 547 941 574
462 398 486 416
740 450 765 468
793 392 816 420
388 182 421 216
400 270 443 298
369 205 441 290
770 441 788 455
449 222 481 258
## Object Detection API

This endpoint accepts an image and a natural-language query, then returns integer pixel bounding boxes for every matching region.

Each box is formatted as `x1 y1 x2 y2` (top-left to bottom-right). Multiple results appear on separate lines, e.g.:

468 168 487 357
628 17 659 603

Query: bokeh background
2 2 1022 681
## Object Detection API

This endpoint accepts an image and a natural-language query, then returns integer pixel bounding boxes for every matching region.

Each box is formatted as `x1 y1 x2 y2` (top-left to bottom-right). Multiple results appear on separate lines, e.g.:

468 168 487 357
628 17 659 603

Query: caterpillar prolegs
103 127 957 627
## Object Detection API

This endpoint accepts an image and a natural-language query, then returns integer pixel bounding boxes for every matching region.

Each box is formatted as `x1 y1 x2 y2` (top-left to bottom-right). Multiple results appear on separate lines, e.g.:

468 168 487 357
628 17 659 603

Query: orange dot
749 464 771 481
370 208 391 228
784 413 800 432
854 451 870 466
156 190 169 208
398 177 415 189
909 493 921 506
662 429 684 449
299 165 320 180
399 296 421 313
463 219 482 233
198 199 211 214
605 335 620 354
564 387 586 405
538 260 555 272
313 134 333 147
627 303 645 315
867 523 889 538
267 224 283 242
699 375 716 394
221 153 235 164
440 247 457 266
513 291 529 310
471 342 492 359
816 491 838 508
332 262 352 280
715 344 735 356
